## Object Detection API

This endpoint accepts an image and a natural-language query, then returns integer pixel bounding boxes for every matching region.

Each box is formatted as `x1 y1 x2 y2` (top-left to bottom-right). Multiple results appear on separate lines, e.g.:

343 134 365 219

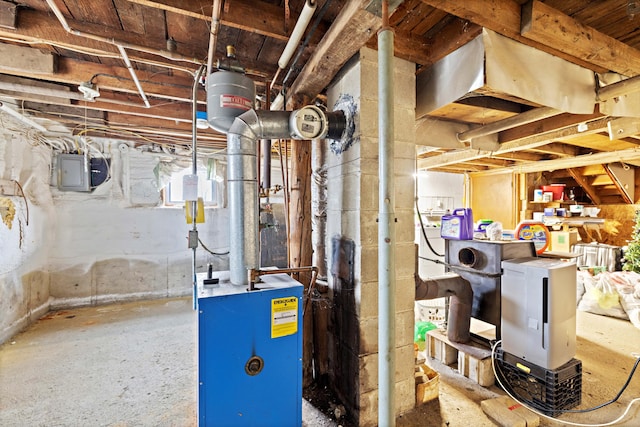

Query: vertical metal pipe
378 1 395 425
227 110 291 286
191 64 206 307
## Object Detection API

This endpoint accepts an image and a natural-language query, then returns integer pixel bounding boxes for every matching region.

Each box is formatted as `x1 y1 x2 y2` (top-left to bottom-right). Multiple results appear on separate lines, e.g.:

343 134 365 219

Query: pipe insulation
226 108 346 286
278 0 317 70
415 273 473 344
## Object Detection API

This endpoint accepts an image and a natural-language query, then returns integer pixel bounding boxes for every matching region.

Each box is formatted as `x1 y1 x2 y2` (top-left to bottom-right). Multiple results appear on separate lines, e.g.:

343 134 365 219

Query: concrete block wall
325 47 416 426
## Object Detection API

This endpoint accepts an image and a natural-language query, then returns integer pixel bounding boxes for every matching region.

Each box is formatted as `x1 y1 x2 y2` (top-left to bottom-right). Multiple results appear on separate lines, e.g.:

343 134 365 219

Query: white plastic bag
577 272 628 319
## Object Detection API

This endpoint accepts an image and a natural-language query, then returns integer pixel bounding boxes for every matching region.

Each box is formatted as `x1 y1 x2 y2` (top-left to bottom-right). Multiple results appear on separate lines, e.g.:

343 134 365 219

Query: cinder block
358 98 378 138
359 352 378 393
359 244 377 283
359 316 378 354
395 242 418 279
396 376 416 413
395 276 416 313
358 388 378 427
359 280 378 319
481 396 540 427
396 344 416 380
359 210 378 246
395 210 416 245
360 60 378 101
395 76 416 108
394 108 417 143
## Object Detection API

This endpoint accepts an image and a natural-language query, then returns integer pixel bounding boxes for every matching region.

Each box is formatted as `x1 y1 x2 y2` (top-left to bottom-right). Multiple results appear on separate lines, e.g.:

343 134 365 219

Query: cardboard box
415 363 439 404
550 230 579 252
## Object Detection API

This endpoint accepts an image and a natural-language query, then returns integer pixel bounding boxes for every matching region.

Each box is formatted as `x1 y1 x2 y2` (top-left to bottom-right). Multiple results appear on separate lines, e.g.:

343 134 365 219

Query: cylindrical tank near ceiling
207 70 256 134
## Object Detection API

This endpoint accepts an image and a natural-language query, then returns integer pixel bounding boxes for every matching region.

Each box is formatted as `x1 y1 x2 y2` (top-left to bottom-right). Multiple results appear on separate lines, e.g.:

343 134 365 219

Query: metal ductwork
226 107 346 286
415 272 473 344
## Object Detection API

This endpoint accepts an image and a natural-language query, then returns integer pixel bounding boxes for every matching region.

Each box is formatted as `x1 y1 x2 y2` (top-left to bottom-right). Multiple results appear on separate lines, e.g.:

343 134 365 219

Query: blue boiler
197 272 303 426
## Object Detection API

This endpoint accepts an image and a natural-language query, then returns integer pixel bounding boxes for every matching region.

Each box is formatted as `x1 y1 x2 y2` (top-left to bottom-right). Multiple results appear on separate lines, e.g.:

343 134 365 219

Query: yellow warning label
271 296 298 338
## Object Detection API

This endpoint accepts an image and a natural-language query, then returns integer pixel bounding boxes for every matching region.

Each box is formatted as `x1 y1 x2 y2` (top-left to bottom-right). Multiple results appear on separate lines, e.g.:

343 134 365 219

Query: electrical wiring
197 237 229 256
415 198 445 258
491 340 640 427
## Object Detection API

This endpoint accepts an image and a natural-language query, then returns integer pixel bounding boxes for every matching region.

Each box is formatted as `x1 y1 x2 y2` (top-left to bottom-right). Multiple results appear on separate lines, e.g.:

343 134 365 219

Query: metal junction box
197 272 303 426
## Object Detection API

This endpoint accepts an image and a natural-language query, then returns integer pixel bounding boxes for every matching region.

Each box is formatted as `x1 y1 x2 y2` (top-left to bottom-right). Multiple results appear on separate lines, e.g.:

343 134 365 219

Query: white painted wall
0 128 231 344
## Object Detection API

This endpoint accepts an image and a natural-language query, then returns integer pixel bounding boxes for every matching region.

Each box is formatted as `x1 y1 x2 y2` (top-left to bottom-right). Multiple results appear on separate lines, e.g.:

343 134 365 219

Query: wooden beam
288 0 382 103
568 168 601 204
0 0 16 30
490 152 544 162
521 0 640 77
0 56 201 105
420 0 607 72
499 113 603 143
527 143 579 157
604 164 634 204
0 43 56 74
129 0 289 41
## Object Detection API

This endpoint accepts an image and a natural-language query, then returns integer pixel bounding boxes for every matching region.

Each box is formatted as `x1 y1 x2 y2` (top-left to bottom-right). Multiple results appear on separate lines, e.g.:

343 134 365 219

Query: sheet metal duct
416 29 597 120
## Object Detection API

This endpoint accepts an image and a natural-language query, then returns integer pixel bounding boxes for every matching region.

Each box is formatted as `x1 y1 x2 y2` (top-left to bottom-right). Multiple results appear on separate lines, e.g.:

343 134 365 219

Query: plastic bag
608 272 640 329
578 272 628 319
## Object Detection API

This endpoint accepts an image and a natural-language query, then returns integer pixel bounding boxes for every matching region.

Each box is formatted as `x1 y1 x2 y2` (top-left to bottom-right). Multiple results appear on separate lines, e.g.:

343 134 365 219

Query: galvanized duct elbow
226 108 347 286
227 110 291 286
415 273 473 344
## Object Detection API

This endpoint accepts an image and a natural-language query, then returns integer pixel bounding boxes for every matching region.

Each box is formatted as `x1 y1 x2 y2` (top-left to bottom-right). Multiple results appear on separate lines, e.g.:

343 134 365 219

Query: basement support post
287 94 315 387
378 0 396 425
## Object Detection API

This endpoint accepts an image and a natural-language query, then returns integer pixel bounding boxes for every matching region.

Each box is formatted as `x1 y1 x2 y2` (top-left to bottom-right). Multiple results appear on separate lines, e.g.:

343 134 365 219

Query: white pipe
117 45 151 108
277 0 316 70
378 1 395 425
206 0 223 78
0 101 48 133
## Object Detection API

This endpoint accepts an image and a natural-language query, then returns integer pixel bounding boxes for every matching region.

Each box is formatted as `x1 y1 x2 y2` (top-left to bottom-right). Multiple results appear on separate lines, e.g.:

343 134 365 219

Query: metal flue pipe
415 273 473 344
378 1 395 425
227 109 291 286
226 107 346 286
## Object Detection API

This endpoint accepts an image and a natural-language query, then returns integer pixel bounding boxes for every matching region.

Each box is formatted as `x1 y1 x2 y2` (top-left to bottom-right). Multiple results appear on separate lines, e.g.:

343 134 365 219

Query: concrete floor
0 297 639 426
